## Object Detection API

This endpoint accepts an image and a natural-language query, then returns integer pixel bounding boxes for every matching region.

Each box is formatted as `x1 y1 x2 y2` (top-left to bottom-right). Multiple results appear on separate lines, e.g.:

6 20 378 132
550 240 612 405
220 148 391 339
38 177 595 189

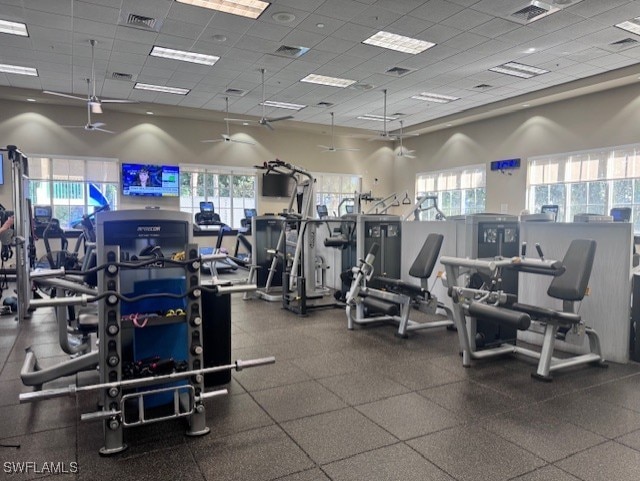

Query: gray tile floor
1 296 640 481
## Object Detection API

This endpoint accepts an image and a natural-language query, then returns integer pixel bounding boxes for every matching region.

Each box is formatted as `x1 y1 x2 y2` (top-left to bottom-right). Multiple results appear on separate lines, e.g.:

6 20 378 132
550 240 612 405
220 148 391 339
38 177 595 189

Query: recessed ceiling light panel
357 114 398 122
0 63 38 76
0 19 28 36
134 82 190 95
616 17 640 36
363 31 435 54
489 61 548 78
411 92 460 103
260 100 306 110
151 46 219 65
300 74 356 88
175 0 270 19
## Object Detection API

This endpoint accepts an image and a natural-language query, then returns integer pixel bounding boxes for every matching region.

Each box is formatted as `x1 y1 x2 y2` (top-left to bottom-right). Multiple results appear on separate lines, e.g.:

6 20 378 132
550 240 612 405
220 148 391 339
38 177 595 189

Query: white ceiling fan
61 86 114 133
318 112 360 153
44 39 137 114
202 97 255 145
396 120 416 159
257 68 294 130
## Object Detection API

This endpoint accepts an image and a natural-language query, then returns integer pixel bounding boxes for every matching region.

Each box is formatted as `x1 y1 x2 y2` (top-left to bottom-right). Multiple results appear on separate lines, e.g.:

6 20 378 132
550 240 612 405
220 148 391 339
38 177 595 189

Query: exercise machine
345 234 454 337
441 240 606 380
403 194 446 221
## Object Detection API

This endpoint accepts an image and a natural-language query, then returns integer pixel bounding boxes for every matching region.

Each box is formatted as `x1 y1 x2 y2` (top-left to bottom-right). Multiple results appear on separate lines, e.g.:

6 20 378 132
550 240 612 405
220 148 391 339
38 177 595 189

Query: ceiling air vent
274 45 309 58
385 66 413 76
474 84 493 90
509 1 564 24
111 72 133 81
316 101 334 108
224 88 248 97
351 82 375 91
604 38 639 52
119 12 164 32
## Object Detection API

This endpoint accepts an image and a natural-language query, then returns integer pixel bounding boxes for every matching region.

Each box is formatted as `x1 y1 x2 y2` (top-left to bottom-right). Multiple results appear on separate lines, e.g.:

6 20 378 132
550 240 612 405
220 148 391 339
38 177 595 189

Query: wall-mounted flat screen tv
262 173 292 197
122 163 179 197
0 153 4 185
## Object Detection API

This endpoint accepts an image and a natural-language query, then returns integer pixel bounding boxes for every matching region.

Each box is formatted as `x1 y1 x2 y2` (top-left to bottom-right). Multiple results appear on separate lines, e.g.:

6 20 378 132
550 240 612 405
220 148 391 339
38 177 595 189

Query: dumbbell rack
97 243 209 455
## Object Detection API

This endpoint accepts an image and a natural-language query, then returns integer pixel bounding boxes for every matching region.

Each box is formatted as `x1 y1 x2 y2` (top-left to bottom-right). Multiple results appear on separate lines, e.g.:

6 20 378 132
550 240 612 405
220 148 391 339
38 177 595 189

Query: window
415 164 486 219
527 144 640 231
28 156 119 229
312 172 362 217
179 165 257 227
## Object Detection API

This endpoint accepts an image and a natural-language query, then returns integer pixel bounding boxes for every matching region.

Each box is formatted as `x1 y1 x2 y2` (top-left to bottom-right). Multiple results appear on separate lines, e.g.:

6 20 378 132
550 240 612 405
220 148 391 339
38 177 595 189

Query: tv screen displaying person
135 166 161 188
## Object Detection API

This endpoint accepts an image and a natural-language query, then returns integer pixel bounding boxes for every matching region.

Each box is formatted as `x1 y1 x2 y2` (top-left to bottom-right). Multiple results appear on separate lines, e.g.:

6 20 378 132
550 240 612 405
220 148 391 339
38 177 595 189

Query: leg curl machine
345 234 454 337
441 239 606 380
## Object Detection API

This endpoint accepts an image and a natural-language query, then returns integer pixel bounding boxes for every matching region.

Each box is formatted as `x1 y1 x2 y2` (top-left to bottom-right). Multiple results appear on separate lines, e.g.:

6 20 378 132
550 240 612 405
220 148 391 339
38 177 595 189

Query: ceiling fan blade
201 138 225 143
224 117 257 123
230 138 256 145
368 133 394 142
336 147 361 152
101 99 138 104
92 122 106 128
44 91 87 101
93 127 115 134
260 119 275 131
318 145 332 149
60 125 85 129
267 115 294 123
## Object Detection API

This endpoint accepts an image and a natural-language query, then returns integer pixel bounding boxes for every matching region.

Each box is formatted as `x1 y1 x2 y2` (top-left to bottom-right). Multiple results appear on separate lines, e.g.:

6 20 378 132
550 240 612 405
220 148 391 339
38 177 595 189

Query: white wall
0 99 395 212
395 82 640 215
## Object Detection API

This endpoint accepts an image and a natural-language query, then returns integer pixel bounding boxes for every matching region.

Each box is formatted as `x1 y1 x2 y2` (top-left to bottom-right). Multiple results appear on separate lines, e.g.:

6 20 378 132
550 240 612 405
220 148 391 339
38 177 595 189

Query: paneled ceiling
2 0 640 134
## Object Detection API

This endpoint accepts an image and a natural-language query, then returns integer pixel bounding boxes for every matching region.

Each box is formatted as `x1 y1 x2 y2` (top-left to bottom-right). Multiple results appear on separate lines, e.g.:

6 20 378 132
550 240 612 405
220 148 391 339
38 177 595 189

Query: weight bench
442 238 606 381
345 234 454 337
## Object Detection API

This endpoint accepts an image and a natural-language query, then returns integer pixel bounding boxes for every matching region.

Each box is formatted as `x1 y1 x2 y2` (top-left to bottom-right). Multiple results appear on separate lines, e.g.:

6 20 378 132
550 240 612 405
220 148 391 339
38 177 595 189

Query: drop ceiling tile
158 20 206 40
8 75 41 89
248 21 292 42
314 0 369 22
526 11 587 34
112 40 154 56
332 22 376 43
587 52 639 68
166 1 216 25
233 35 282 55
564 46 610 62
261 6 311 28
470 17 520 38
296 13 345 36
22 9 73 30
298 49 339 65
109 51 149 66
206 11 255 32
74 1 120 24
114 25 159 44
419 23 463 44
24 0 72 15
0 4 24 22
465 38 515 57
37 60 74 74
567 0 630 18
410 0 466 23
495 26 547 46
442 31 491 50
169 72 204 87
120 0 172 18
385 14 435 36
441 8 494 31
73 20 118 39
351 6 403 29
314 36 354 54
257 54 295 70
281 28 327 48
217 47 264 64
590 2 640 26
270 0 325 13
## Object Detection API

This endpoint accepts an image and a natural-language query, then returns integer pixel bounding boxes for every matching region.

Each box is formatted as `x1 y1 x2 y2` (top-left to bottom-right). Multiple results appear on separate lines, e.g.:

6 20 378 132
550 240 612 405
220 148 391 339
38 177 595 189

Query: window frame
311 171 362 217
415 164 486 219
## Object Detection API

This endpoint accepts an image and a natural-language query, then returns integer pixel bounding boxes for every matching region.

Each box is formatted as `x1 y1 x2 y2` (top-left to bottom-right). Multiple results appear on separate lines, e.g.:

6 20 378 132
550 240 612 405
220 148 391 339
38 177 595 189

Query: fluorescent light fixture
357 114 398 122
150 46 219 66
260 100 306 110
300 74 356 88
411 92 459 104
616 17 640 36
0 19 28 36
175 0 270 19
489 62 548 79
0 63 37 76
134 82 190 95
26 98 36 102
146 111 154 115
363 31 435 55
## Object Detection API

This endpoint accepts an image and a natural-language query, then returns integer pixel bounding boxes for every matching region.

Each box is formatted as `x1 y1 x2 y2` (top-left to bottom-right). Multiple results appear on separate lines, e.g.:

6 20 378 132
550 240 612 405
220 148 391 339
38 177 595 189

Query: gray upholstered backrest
409 234 444 280
548 239 597 301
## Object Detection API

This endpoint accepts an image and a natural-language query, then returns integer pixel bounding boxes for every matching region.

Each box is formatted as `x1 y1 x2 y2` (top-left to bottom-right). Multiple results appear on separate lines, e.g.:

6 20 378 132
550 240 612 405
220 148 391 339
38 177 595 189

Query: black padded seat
77 312 99 334
409 234 444 279
362 297 399 316
510 303 581 325
324 236 349 248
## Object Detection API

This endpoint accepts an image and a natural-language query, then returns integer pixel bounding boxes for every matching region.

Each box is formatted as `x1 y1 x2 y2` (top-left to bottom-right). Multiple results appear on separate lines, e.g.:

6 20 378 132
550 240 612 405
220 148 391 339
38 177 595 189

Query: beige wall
4 80 640 218
0 99 395 213
397 82 640 215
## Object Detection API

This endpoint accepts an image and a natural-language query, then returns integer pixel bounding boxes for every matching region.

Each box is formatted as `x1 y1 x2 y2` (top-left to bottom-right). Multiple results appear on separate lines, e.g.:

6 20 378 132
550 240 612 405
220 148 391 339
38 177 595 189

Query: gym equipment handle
467 302 531 330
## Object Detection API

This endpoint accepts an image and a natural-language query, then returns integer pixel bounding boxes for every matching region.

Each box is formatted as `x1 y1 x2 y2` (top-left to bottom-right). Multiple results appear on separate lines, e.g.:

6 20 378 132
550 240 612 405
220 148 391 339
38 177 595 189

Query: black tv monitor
34 205 52 224
244 208 257 219
316 205 328 218
262 173 292 197
122 163 179 197
541 204 559 221
200 201 214 212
